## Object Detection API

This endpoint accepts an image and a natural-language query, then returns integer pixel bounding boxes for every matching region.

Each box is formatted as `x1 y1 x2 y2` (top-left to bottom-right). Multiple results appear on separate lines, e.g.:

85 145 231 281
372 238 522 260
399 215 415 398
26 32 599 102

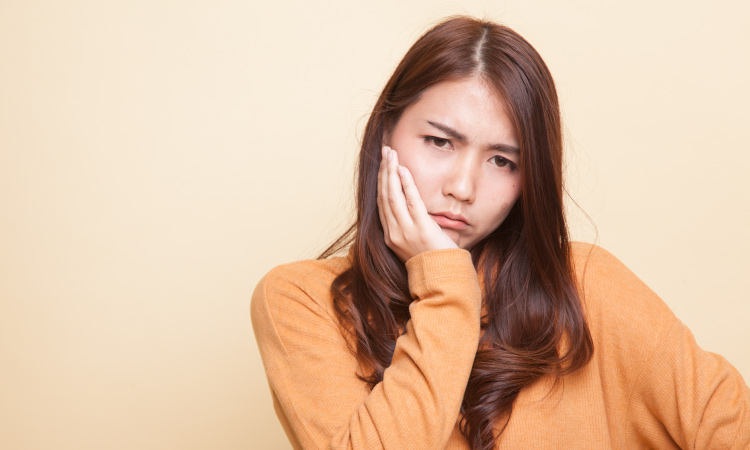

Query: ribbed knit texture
251 243 750 449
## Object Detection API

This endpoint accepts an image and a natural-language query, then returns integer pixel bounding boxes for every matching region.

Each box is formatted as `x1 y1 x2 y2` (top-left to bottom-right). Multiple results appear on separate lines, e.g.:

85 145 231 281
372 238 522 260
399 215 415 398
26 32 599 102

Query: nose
442 155 476 203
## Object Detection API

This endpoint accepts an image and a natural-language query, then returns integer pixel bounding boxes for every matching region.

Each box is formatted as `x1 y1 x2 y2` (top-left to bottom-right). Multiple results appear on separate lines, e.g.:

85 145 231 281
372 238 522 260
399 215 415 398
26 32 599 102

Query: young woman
251 16 749 450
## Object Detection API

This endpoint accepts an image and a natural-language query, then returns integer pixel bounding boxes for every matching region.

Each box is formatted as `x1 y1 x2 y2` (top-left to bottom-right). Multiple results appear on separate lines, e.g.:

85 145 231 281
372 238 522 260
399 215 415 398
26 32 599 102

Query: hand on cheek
377 145 458 262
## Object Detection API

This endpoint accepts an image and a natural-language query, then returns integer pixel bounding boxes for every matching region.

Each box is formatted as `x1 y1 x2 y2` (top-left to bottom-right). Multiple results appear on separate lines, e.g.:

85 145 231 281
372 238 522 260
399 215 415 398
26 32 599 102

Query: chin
448 233 472 250
459 242 475 251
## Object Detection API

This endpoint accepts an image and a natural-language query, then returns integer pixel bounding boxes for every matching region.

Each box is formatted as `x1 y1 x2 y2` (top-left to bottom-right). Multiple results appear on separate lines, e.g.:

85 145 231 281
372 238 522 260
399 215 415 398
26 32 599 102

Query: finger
378 146 394 232
387 149 413 227
397 165 430 224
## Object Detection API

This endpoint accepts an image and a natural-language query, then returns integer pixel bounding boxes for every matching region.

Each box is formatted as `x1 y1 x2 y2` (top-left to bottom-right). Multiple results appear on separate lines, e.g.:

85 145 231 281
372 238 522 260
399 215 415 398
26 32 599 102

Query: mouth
429 212 469 230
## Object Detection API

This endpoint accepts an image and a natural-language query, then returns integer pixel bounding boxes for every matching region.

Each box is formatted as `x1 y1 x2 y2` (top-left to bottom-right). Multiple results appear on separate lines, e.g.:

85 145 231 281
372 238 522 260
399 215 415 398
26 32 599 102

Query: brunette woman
251 16 749 450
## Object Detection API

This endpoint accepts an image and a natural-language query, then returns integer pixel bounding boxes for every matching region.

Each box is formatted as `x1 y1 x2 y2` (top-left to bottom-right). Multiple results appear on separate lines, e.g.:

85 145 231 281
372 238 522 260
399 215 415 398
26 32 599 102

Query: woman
251 16 749 450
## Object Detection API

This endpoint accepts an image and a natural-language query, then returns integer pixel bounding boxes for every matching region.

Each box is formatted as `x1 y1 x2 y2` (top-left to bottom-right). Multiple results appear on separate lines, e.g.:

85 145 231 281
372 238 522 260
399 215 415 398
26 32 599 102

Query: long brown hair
320 16 594 450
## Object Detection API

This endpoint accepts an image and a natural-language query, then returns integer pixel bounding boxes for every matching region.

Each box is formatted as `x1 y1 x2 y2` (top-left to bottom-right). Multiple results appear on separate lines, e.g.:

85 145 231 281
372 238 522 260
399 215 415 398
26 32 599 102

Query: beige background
1 0 748 449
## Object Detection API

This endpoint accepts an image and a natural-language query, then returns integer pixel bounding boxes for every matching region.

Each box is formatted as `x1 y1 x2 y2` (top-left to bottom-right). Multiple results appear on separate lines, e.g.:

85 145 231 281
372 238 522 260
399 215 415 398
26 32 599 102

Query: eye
489 155 517 171
424 136 453 150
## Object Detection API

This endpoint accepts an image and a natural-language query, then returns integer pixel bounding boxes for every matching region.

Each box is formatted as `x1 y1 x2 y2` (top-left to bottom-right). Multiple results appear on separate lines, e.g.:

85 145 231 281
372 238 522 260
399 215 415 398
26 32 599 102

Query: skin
378 76 522 261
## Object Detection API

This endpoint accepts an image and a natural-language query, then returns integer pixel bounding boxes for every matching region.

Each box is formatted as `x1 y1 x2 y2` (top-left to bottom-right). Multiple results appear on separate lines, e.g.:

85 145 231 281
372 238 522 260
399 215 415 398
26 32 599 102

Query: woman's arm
627 318 750 449
251 248 481 449
576 244 750 449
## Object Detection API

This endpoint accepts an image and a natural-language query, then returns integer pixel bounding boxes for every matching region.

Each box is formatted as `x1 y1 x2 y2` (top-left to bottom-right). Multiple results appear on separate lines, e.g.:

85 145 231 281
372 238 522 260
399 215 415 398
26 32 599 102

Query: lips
429 212 469 230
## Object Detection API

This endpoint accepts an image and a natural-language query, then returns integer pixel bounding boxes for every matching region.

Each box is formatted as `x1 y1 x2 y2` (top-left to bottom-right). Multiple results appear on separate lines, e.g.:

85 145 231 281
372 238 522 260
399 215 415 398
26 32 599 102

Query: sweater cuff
405 248 477 298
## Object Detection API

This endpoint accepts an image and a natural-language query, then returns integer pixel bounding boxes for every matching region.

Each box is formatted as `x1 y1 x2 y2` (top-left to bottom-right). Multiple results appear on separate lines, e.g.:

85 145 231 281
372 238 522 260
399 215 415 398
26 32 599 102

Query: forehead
397 77 517 145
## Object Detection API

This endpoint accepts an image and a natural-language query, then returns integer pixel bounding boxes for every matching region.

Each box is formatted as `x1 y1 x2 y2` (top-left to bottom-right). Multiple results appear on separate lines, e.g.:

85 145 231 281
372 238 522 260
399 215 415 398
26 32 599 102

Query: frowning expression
386 76 522 250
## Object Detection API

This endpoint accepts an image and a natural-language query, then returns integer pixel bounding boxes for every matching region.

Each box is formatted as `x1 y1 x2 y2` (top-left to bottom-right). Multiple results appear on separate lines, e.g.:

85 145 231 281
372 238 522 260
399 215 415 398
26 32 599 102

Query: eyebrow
427 120 520 154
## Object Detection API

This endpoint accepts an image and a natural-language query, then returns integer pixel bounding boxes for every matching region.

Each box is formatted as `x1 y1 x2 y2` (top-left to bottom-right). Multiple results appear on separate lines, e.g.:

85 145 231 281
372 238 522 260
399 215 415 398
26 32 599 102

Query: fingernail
387 150 393 161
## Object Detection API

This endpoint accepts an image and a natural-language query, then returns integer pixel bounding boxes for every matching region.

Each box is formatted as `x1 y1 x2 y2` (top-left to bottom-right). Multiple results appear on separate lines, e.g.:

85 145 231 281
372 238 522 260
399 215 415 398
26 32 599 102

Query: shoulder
252 253 350 314
568 241 677 346
251 253 352 357
258 254 350 300
569 241 672 313
568 242 682 403
570 241 642 286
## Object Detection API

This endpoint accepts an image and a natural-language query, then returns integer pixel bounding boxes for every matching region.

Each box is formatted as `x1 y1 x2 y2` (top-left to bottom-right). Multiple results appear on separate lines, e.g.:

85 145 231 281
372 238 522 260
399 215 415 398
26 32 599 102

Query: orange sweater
251 243 750 449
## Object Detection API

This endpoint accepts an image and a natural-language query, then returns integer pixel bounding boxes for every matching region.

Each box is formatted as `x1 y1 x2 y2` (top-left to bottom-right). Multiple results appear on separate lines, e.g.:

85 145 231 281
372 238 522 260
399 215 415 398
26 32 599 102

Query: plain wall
1 1 748 449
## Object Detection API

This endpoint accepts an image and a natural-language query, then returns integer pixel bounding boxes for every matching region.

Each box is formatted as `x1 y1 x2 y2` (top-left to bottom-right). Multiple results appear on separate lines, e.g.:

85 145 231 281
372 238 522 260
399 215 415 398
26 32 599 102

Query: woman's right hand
377 145 458 262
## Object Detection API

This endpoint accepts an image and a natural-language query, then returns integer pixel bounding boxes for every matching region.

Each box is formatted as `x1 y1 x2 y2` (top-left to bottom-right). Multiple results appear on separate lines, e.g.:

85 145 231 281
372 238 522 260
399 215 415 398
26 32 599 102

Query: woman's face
385 76 522 250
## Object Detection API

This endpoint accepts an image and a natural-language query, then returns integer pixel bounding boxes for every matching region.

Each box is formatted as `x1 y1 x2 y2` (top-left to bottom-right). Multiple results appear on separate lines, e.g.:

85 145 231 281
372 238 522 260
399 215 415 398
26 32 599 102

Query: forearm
253 249 481 450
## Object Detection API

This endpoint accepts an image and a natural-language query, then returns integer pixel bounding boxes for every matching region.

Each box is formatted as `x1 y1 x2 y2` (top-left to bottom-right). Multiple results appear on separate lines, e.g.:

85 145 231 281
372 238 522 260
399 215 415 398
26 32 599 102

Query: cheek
499 176 521 200
509 182 521 200
484 179 521 221
395 147 441 198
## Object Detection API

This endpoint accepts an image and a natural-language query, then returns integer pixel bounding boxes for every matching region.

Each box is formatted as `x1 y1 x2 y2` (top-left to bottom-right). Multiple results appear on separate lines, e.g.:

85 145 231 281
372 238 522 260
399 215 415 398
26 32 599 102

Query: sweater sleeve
576 244 750 450
250 248 482 450
626 319 750 449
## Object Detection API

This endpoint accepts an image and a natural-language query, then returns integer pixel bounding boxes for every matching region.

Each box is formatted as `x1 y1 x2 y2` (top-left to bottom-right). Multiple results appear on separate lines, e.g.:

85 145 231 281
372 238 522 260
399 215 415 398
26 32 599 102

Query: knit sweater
251 243 750 449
